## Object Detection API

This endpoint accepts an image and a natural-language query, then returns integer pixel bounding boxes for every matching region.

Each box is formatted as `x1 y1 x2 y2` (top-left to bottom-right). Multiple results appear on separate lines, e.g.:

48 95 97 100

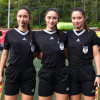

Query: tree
0 0 100 28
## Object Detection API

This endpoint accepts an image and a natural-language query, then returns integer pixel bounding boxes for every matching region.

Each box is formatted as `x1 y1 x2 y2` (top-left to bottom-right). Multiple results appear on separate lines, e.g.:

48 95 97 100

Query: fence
0 0 100 29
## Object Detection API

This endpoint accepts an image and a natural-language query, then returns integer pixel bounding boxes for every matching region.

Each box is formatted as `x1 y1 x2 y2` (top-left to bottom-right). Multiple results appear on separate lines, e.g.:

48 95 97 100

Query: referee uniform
4 28 36 95
66 29 98 96
34 30 70 96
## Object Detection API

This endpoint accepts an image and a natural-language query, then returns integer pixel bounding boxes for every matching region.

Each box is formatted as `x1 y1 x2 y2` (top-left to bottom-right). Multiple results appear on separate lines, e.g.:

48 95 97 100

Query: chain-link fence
0 0 100 29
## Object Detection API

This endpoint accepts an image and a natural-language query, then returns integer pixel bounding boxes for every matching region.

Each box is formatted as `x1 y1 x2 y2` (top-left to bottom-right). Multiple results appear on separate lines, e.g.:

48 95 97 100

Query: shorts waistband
69 64 93 68
42 66 68 70
7 64 35 70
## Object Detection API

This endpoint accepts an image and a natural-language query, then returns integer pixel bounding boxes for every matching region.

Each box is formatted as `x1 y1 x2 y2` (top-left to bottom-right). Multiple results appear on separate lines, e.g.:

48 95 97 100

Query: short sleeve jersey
33 30 67 68
66 29 98 66
4 28 35 68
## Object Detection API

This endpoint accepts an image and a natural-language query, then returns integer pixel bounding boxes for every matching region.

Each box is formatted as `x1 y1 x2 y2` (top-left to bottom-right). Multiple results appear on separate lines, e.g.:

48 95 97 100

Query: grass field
0 52 100 100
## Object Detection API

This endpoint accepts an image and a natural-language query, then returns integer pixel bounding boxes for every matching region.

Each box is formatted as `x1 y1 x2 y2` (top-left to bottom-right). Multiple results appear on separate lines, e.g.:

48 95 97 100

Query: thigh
39 95 52 100
55 67 70 94
21 93 34 100
5 94 18 100
69 94 81 100
83 95 95 100
21 68 36 95
5 67 20 95
55 92 69 100
69 80 82 95
80 65 95 81
69 67 81 95
82 81 96 96
38 68 54 96
80 66 96 96
39 81 54 96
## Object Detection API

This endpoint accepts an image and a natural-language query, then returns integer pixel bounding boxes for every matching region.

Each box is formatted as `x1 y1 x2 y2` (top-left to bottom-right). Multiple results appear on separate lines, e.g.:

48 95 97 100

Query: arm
64 48 68 59
37 52 42 60
93 45 100 87
33 52 38 58
0 49 8 83
33 52 42 59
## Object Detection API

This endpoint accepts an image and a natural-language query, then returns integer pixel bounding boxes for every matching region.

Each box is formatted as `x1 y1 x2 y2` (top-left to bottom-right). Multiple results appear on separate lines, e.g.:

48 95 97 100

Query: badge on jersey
31 44 35 52
83 46 88 54
30 40 35 52
59 43 64 50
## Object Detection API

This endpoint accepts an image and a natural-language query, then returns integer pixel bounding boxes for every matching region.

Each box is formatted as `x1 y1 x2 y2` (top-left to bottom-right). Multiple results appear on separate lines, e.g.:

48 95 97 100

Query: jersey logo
59 43 64 50
31 88 34 92
91 89 95 93
22 37 27 40
76 38 80 42
50 37 54 40
83 46 88 54
66 87 69 91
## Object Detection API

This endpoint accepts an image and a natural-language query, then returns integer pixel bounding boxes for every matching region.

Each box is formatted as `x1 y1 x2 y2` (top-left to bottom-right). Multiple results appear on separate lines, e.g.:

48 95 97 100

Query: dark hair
45 8 62 36
45 8 59 16
72 7 90 33
17 6 32 37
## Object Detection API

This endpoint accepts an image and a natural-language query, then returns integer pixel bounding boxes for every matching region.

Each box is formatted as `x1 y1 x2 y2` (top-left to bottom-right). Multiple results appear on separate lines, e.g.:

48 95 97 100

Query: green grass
0 52 100 100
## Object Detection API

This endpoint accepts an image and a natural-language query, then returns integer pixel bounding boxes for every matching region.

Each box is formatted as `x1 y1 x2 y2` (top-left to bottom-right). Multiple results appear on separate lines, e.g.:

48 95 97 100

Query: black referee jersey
4 28 35 69
67 29 98 67
33 30 67 68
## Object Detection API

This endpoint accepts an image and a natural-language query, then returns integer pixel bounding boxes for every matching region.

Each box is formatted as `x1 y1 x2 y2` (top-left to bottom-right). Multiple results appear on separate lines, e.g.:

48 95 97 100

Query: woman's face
71 11 86 30
45 11 59 29
17 9 30 27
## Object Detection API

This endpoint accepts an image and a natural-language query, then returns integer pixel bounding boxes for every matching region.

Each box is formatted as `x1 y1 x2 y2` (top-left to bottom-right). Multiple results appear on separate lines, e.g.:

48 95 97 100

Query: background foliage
0 0 100 29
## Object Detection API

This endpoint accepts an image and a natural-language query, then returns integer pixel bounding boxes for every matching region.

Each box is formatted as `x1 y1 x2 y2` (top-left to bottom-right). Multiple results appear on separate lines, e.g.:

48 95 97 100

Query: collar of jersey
73 29 86 36
14 28 29 35
43 29 57 34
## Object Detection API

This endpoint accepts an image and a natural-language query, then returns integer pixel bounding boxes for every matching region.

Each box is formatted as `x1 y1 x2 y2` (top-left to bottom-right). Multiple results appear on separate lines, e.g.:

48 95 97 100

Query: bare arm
37 52 42 60
93 45 100 87
0 49 8 83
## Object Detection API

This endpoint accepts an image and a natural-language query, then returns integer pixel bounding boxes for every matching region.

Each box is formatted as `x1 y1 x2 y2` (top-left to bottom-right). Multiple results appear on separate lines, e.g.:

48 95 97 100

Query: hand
94 77 100 87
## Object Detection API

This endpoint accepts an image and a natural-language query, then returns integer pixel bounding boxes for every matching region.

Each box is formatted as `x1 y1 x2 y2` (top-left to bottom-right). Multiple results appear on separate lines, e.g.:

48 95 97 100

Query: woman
66 7 100 100
34 8 70 100
0 6 36 100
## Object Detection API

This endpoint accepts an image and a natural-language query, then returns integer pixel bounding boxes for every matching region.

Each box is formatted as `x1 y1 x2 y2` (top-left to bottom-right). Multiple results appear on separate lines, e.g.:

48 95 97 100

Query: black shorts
38 67 70 96
5 66 36 95
69 65 96 96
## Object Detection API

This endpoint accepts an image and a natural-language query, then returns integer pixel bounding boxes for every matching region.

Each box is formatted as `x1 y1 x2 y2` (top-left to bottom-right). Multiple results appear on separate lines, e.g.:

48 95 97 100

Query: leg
21 68 36 96
5 94 18 100
54 67 70 100
21 93 34 100
38 68 54 97
55 92 69 100
69 94 81 100
39 95 52 100
83 95 95 100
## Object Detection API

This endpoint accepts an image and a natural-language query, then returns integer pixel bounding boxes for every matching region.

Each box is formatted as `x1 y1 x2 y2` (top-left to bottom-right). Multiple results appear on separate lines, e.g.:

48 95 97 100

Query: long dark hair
72 7 90 33
17 6 32 37
45 8 62 36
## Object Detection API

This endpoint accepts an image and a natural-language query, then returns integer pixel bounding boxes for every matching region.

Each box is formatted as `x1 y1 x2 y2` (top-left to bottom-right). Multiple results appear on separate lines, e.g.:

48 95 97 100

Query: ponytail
84 21 90 33
55 25 63 37
28 23 32 37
